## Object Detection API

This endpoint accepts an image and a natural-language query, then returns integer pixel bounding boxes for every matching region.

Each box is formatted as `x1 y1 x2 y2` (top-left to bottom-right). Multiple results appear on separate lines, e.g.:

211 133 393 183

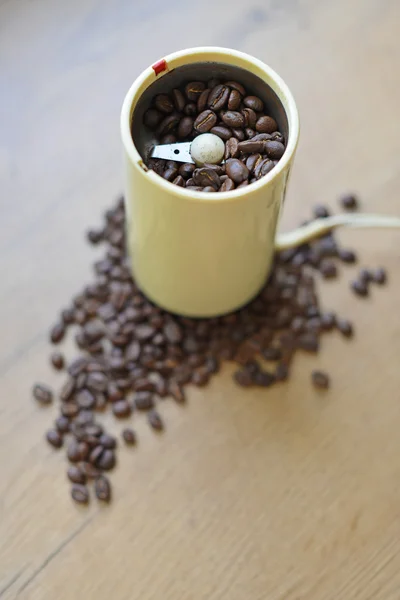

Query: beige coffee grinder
121 47 400 318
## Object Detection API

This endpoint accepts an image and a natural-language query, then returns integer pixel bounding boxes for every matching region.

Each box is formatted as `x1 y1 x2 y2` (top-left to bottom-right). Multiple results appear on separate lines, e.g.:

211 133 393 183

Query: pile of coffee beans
141 79 286 192
33 192 387 505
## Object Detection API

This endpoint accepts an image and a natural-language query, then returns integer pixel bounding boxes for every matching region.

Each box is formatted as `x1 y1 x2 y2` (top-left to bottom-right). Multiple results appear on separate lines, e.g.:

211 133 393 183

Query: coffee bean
67 466 86 484
61 307 75 325
134 391 154 410
255 116 277 134
225 159 249 184
50 322 65 344
172 88 186 112
177 116 193 139
339 249 357 263
275 363 289 381
33 383 53 405
157 114 180 136
306 317 322 333
221 111 245 128
67 441 83 463
76 389 96 410
254 158 274 179
79 462 100 479
167 380 184 403
313 205 330 219
112 400 131 418
99 434 117 449
297 333 319 352
340 193 359 210
372 267 387 284
321 312 336 331
107 382 123 402
336 318 354 338
97 449 116 471
153 376 167 397
183 103 197 116
251 133 272 142
154 94 174 114
86 371 107 393
165 160 179 171
238 139 264 154
262 347 282 361
194 110 217 133
224 137 240 160
210 125 232 141
237 180 248 189
50 352 64 370
228 89 241 110
220 177 235 192
46 429 63 448
253 370 275 387
172 175 184 187
243 96 264 112
148 410 164 431
264 141 285 159
85 423 103 437
320 260 338 279
203 163 225 176
61 402 79 418
163 321 183 344
191 368 209 386
291 316 305 334
232 128 245 141
242 108 257 129
122 428 136 445
246 153 263 173
76 409 94 426
89 444 104 465
208 84 230 111
205 356 219 374
160 134 177 144
197 88 210 112
311 370 330 389
135 324 156 341
95 475 111 502
55 415 70 433
71 484 89 504
185 81 206 101
316 235 337 257
143 108 162 129
193 167 220 189
351 279 369 297
75 372 87 390
163 167 178 182
87 229 104 244
179 163 195 179
225 80 246 96
245 128 256 139
359 268 372 284
234 369 253 387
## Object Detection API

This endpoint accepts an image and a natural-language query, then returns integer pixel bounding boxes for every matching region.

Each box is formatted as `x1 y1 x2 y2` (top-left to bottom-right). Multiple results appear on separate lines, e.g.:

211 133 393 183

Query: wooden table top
1 0 400 598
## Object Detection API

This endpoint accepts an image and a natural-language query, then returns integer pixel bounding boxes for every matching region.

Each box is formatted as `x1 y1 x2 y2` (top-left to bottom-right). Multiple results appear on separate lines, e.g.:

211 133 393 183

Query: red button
152 59 167 76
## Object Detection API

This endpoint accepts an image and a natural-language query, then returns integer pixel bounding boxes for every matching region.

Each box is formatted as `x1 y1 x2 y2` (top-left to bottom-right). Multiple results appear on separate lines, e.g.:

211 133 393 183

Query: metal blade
150 142 194 164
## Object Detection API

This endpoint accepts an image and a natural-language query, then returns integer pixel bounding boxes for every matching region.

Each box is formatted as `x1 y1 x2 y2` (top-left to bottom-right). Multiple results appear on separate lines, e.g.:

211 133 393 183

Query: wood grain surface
1 0 400 598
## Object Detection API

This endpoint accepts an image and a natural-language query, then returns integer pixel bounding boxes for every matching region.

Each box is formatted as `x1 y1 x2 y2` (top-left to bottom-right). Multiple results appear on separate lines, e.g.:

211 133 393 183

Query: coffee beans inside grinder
132 65 287 193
